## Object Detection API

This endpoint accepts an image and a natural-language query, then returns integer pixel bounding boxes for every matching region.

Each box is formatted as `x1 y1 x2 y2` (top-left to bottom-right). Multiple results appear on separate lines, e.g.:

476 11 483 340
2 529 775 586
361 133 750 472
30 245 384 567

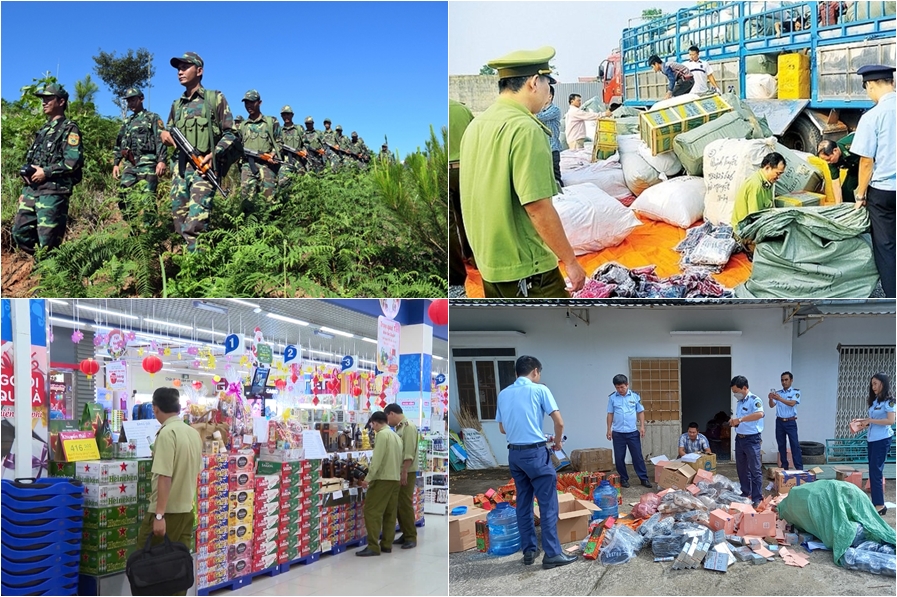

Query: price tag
333 490 344 500
349 488 358 496
243 434 254 446
62 437 100 462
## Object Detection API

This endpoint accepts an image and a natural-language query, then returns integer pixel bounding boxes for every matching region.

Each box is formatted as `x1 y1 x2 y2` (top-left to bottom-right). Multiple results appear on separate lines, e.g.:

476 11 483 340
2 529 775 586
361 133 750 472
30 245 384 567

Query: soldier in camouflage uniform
320 118 341 170
112 87 167 218
302 117 326 173
239 89 280 206
346 131 370 169
234 115 244 133
160 52 237 252
277 105 306 185
380 143 395 164
334 125 352 168
12 83 84 255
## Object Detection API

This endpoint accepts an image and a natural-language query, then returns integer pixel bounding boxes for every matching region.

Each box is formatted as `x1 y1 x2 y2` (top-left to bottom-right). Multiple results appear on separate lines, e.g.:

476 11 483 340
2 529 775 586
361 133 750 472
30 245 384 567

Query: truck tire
799 441 825 456
802 454 827 465
781 115 823 153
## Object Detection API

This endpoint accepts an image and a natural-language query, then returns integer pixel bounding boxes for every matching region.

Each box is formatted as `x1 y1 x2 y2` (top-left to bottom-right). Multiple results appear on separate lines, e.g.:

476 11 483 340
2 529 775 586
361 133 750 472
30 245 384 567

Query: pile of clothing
674 221 740 274
574 262 732 299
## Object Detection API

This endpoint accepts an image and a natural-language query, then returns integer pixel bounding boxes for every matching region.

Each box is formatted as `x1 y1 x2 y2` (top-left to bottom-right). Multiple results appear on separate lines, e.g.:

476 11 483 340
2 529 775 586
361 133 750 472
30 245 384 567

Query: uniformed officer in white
768 371 802 470
605 374 651 488
729 375 765 507
853 372 896 515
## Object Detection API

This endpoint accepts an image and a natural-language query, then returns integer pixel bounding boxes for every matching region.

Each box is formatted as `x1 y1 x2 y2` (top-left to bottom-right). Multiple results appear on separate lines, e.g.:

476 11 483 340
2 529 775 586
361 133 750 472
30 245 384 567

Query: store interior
1 298 449 597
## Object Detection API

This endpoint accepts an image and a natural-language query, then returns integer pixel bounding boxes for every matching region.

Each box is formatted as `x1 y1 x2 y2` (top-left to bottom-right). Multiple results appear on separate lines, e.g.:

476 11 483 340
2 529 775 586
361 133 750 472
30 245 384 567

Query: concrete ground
450 463 896 596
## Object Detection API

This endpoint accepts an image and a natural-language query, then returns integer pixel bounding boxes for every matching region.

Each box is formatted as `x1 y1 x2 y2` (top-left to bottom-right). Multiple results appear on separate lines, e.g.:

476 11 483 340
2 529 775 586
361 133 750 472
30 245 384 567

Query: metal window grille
835 345 896 438
629 358 681 422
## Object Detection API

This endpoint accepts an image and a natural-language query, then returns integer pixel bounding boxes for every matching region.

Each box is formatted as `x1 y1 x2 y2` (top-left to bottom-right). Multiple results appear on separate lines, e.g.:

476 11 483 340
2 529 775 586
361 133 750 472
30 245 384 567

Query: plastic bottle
592 480 619 522
487 502 520 556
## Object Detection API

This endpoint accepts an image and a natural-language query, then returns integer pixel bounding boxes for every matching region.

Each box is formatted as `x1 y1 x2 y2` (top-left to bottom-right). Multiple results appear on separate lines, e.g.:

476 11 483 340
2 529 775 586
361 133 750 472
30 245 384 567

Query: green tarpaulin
735 204 880 298
776 480 896 566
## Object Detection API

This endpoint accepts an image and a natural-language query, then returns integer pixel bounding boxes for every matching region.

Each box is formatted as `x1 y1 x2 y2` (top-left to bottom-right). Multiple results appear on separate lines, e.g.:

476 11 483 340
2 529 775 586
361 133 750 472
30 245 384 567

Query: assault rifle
169 126 228 199
19 165 36 183
243 148 280 176
121 148 137 166
280 144 309 167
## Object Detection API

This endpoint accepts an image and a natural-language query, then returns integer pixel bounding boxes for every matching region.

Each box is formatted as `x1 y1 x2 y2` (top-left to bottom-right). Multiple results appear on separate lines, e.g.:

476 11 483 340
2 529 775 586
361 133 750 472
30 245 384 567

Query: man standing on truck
851 64 895 299
649 55 694 99
683 45 719 94
459 46 587 298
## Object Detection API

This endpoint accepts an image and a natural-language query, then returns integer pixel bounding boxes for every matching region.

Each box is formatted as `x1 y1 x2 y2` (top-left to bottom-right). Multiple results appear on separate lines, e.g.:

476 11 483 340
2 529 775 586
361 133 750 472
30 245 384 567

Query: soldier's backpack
172 88 243 178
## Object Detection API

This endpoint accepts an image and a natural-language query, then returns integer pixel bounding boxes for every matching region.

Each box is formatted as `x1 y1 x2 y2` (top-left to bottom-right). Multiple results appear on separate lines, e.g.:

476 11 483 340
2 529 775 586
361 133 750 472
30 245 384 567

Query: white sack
703 137 777 226
631 176 706 228
637 140 683 176
648 93 702 112
618 134 662 196
559 148 594 172
561 160 631 200
461 428 498 470
745 73 778 99
553 183 642 254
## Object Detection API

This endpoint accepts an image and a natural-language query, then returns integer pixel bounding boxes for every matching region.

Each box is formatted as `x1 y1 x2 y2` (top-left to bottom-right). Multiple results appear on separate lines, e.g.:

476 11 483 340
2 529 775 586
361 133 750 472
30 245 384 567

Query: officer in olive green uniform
460 47 587 298
817 134 860 203
449 99 475 286
239 89 281 206
384 404 420 548
277 105 306 183
320 118 341 170
356 411 403 557
162 52 237 252
12 83 84 255
302 117 326 173
113 87 167 218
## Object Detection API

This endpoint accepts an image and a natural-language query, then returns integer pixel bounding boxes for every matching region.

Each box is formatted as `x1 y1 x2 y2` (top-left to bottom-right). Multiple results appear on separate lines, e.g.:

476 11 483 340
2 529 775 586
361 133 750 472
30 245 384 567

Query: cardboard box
82 505 139 529
774 470 815 494
229 451 255 474
808 467 824 477
82 524 139 551
694 468 714 484
692 453 717 472
535 493 601 544
709 509 736 534
570 448 614 472
74 460 139 484
766 466 784 480
449 506 487 553
639 94 733 155
48 461 77 478
229 471 255 492
83 482 138 508
79 546 136 575
653 461 671 483
658 461 697 489
844 471 863 490
737 511 777 537
449 494 476 509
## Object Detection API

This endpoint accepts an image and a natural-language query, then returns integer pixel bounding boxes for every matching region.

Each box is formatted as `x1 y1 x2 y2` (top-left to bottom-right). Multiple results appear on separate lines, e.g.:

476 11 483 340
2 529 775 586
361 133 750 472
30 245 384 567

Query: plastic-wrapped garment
658 491 709 513
574 278 619 299
675 222 739 274
711 474 740 491
843 547 897 576
576 262 732 300
697 496 718 511
599 524 645 565
632 501 658 519
652 532 688 558
630 176 706 229
695 481 719 500
734 205 880 299
674 510 711 526
718 490 751 505
856 541 897 554
553 183 642 255
639 512 663 537
689 235 738 268
651 515 676 539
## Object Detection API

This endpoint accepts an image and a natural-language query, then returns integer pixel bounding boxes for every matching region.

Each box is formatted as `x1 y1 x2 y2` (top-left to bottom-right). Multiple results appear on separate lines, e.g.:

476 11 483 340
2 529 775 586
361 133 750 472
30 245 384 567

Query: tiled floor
219 514 447 596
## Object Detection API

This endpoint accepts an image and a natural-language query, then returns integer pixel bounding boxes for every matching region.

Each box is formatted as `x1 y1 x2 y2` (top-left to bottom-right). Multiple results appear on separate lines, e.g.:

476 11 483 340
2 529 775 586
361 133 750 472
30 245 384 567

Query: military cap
235 115 245 122
857 64 896 83
305 116 314 123
280 105 294 114
122 87 143 99
487 46 557 83
242 89 261 102
351 131 358 136
335 125 343 131
324 118 332 124
170 52 204 69
34 83 69 99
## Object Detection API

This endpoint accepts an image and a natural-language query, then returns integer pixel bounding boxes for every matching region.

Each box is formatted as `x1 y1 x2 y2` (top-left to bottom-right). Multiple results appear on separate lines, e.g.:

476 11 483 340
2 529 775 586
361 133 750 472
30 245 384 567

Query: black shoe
877 506 888 516
542 552 577 569
752 501 761 509
641 479 652 488
401 541 417 549
523 549 540 565
393 536 407 545
621 479 630 488
356 548 381 557
381 547 393 553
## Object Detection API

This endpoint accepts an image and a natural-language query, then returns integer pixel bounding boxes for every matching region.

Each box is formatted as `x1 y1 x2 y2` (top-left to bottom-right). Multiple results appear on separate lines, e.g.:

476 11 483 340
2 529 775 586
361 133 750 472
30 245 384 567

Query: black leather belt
508 441 547 450
778 417 797 421
736 433 761 439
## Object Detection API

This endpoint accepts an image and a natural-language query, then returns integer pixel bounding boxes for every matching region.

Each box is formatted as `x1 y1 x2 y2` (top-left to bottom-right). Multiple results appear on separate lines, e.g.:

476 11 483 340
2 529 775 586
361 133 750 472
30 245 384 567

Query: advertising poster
106 360 128 391
376 316 400 375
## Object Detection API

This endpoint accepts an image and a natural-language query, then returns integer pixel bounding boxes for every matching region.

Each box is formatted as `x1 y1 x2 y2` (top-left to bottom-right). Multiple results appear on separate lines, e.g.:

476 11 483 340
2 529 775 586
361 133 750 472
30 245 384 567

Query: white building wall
450 306 796 466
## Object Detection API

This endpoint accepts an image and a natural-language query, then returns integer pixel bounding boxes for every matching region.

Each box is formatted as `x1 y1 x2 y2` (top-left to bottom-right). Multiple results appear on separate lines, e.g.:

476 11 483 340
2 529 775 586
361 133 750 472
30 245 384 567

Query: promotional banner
106 360 127 391
379 299 401 320
377 316 400 374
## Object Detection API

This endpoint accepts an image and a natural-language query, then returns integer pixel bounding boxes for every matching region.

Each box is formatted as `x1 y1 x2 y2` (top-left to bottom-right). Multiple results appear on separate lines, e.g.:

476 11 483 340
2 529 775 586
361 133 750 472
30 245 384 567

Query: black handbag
126 533 194 596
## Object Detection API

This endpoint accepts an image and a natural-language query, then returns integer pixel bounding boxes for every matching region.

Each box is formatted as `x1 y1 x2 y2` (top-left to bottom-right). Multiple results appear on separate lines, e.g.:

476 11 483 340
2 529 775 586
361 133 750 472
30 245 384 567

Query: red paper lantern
142 355 163 376
192 380 203 391
274 379 287 391
428 299 449 326
352 386 362 397
172 379 182 388
79 358 100 379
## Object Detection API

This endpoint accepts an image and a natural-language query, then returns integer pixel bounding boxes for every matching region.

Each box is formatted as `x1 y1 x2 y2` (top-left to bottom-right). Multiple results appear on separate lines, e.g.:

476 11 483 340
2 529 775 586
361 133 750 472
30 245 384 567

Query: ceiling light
193 301 228 315
267 313 309 327
308 349 335 356
319 326 353 338
49 316 90 328
359 359 376 365
76 305 138 320
433 355 445 361
47 299 68 306
314 330 334 339
144 318 193 331
195 328 227 338
226 299 262 312
361 337 377 344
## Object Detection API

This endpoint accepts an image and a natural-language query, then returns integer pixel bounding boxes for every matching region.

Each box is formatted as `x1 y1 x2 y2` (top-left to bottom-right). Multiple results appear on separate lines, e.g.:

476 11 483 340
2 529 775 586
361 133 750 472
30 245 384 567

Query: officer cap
280 105 294 114
324 118 332 124
34 83 69 99
305 116 314 123
487 46 557 84
170 52 204 69
351 131 358 136
857 64 896 83
335 125 343 131
122 87 143 99
242 89 261 102
235 115 244 122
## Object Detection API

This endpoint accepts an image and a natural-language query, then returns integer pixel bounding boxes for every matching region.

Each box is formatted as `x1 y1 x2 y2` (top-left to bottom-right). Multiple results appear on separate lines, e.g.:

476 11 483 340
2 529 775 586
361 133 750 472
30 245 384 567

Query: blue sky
1 1 447 155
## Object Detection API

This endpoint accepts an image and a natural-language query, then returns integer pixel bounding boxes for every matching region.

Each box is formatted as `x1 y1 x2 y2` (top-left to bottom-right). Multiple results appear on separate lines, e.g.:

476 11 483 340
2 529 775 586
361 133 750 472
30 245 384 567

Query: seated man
817 135 859 203
678 421 713 457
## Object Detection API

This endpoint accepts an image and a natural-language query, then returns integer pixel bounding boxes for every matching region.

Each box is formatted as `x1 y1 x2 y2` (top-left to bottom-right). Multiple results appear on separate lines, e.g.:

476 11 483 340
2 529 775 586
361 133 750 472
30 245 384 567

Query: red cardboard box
737 511 776 537
229 471 255 492
229 452 255 474
694 469 714 484
653 461 671 483
709 509 736 534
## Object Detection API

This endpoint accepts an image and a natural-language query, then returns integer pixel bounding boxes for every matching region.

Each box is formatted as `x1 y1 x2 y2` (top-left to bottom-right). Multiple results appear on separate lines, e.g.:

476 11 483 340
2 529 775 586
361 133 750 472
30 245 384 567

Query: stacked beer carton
298 459 322 557
252 473 281 572
136 459 152 526
255 460 301 565
195 455 229 590
74 460 139 574
227 451 255 580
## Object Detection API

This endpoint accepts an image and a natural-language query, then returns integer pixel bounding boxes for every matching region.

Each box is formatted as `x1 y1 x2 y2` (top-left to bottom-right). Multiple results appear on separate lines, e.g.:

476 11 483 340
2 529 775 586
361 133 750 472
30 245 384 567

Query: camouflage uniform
302 117 326 173
346 133 370 169
114 88 166 214
277 105 306 185
12 84 83 254
321 121 341 169
239 92 281 205
167 72 236 251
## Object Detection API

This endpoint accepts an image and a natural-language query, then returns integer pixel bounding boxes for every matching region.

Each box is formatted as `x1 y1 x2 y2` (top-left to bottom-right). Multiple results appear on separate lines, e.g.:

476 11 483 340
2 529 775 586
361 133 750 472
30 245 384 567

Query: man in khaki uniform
384 403 419 548
137 387 202 570
356 411 402 557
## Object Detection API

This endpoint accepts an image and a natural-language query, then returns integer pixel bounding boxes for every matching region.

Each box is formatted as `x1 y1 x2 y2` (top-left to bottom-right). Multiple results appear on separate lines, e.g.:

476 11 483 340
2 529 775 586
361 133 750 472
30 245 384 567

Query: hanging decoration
192 380 204 391
274 379 287 391
106 329 128 359
71 329 84 344
428 299 449 326
79 358 100 379
142 355 163 376
172 379 182 388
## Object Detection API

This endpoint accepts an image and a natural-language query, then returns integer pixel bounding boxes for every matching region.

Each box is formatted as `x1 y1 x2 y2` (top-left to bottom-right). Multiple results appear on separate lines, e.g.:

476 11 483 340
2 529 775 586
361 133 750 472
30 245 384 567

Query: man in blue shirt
536 86 563 190
648 55 695 99
605 374 651 488
768 371 802 470
851 64 896 298
729 375 765 507
496 355 576 569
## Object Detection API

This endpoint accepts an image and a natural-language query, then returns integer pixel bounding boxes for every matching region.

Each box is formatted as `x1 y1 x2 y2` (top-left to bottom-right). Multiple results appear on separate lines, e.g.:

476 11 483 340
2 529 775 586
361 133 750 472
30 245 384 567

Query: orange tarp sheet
464 219 753 298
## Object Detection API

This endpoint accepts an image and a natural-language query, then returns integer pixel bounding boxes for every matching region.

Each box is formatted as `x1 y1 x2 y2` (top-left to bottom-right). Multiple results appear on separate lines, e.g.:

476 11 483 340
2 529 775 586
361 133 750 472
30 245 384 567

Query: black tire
780 115 823 153
802 454 827 465
799 441 825 456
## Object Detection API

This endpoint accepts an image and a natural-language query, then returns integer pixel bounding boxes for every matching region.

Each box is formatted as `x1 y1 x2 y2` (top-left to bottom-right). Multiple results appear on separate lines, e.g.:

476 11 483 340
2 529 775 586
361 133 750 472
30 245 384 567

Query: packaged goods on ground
560 148 595 172
460 428 498 470
734 204 880 298
618 135 662 196
534 493 599 544
674 222 738 274
637 140 683 177
746 74 778 99
553 183 642 255
702 136 778 226
657 462 698 490
561 159 632 201
574 262 731 299
775 191 823 208
631 176 705 229
449 506 487 552
672 112 755 176
640 94 733 155
570 448 614 472
773 470 817 495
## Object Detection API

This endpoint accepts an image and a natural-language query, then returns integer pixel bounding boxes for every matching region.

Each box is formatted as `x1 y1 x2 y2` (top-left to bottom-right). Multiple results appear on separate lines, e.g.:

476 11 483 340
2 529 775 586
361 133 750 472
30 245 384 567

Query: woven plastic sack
672 112 755 176
553 183 642 255
702 137 777 226
460 428 498 470
746 74 778 99
561 161 631 200
631 176 706 228
618 135 662 196
637 140 683 176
